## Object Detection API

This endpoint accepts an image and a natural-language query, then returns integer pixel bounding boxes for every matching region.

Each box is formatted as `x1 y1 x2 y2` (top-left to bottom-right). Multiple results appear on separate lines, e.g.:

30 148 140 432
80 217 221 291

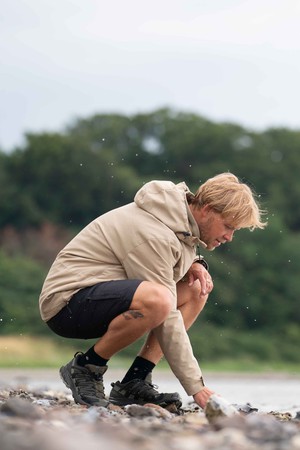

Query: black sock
121 356 155 384
77 347 109 367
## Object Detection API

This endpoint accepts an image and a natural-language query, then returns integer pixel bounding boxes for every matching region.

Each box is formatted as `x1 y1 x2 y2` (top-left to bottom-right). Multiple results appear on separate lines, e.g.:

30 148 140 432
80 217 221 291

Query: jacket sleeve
153 311 205 396
122 238 205 396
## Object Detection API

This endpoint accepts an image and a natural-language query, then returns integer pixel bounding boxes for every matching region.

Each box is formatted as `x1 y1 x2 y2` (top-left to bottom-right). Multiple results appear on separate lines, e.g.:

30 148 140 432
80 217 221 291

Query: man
39 173 266 409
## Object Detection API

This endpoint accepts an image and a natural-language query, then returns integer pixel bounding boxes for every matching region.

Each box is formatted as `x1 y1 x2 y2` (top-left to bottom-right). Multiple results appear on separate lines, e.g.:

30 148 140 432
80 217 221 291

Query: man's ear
201 204 212 217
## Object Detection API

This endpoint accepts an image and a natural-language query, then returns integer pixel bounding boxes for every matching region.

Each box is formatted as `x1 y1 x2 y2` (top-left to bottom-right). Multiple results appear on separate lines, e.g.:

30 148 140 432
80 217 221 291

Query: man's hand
193 387 215 409
187 263 214 296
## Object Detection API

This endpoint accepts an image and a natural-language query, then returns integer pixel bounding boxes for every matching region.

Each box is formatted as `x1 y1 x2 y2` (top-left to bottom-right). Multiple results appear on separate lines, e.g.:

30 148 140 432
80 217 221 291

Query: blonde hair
189 173 267 230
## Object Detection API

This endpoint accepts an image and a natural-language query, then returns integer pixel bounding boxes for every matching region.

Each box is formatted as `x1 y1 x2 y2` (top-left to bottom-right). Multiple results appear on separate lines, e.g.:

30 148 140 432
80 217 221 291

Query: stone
205 394 239 424
125 404 161 418
234 402 259 414
0 397 43 420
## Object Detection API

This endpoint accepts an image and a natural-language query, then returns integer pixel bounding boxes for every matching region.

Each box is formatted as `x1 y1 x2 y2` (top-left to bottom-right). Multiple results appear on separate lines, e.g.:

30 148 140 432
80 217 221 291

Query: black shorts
46 279 142 339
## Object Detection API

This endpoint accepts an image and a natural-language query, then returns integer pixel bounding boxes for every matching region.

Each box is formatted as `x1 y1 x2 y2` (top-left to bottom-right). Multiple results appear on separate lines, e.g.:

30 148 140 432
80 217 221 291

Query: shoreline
1 368 300 413
1 366 299 378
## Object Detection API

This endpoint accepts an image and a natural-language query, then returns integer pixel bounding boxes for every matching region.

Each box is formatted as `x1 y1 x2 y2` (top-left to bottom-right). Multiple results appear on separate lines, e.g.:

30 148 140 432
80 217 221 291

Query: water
148 371 300 414
0 369 299 414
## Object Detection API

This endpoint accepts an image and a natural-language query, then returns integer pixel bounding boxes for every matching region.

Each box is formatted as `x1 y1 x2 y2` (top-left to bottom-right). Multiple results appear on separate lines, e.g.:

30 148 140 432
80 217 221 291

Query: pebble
0 397 43 419
0 386 300 450
205 394 239 423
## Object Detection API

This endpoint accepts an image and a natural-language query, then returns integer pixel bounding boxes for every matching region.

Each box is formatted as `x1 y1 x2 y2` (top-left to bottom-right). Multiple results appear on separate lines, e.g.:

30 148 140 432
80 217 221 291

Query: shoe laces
129 379 160 398
72 365 105 397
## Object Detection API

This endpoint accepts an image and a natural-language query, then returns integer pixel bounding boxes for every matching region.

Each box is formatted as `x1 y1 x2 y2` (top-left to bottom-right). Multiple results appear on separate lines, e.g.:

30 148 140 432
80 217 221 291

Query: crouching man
39 173 266 409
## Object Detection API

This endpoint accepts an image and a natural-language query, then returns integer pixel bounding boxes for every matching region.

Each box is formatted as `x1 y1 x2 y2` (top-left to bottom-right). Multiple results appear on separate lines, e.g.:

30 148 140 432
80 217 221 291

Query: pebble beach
0 369 300 450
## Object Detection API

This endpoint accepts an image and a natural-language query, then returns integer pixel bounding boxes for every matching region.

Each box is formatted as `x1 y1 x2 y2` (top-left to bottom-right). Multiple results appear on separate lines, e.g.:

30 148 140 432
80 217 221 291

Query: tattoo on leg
123 310 144 320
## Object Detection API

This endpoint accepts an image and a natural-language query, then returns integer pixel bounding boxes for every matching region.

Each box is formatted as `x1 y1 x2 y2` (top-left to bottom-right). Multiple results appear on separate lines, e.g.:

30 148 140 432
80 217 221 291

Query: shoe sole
109 396 182 409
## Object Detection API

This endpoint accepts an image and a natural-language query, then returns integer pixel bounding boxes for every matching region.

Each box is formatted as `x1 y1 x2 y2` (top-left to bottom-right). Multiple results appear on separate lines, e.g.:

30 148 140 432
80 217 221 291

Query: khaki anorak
39 180 207 395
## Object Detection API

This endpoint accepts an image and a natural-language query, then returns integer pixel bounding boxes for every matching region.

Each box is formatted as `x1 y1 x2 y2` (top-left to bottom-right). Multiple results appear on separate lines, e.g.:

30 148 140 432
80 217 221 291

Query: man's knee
177 280 209 312
131 281 173 324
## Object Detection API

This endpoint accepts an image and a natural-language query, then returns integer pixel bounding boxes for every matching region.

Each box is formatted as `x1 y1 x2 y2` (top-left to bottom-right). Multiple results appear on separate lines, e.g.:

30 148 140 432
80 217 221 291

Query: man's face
192 205 237 251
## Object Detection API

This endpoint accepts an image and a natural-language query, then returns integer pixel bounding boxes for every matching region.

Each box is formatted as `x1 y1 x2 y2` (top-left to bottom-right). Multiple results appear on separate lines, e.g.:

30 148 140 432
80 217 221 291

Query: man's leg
109 280 208 407
60 281 173 407
93 281 172 358
138 279 208 363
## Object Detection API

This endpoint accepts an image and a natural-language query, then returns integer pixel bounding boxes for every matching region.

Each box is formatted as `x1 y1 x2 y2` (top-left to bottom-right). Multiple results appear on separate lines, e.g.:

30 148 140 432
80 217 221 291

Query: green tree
0 251 47 334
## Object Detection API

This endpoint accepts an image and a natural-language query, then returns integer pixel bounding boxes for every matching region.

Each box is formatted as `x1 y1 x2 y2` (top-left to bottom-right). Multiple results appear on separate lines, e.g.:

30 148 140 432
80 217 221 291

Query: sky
1 0 300 151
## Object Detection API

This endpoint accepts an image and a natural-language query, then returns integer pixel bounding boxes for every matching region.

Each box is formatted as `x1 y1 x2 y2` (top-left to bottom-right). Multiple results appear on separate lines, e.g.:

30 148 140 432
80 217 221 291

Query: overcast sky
1 0 300 151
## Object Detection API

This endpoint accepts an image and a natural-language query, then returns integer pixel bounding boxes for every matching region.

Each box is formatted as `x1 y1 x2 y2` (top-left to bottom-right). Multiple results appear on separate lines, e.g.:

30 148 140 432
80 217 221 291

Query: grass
0 335 299 374
0 335 140 369
0 335 74 368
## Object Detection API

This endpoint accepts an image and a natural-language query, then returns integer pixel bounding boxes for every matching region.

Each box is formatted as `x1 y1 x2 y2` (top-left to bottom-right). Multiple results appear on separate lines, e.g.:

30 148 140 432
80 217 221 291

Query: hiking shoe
60 352 109 407
109 379 182 408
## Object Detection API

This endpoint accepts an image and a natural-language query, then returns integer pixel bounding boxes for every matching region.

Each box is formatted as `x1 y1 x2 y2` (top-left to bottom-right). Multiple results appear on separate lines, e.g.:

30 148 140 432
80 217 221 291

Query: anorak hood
134 180 206 248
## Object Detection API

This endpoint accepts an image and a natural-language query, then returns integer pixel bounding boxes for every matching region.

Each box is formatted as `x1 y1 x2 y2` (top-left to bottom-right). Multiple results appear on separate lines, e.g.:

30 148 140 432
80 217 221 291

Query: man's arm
123 240 214 405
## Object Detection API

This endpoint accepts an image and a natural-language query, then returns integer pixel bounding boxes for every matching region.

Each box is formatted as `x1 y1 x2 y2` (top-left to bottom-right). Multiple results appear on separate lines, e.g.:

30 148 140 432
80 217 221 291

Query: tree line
1 108 299 363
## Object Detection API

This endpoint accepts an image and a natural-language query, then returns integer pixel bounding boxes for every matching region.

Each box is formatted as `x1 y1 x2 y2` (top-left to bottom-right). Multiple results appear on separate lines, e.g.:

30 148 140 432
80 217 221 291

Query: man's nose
224 230 234 242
